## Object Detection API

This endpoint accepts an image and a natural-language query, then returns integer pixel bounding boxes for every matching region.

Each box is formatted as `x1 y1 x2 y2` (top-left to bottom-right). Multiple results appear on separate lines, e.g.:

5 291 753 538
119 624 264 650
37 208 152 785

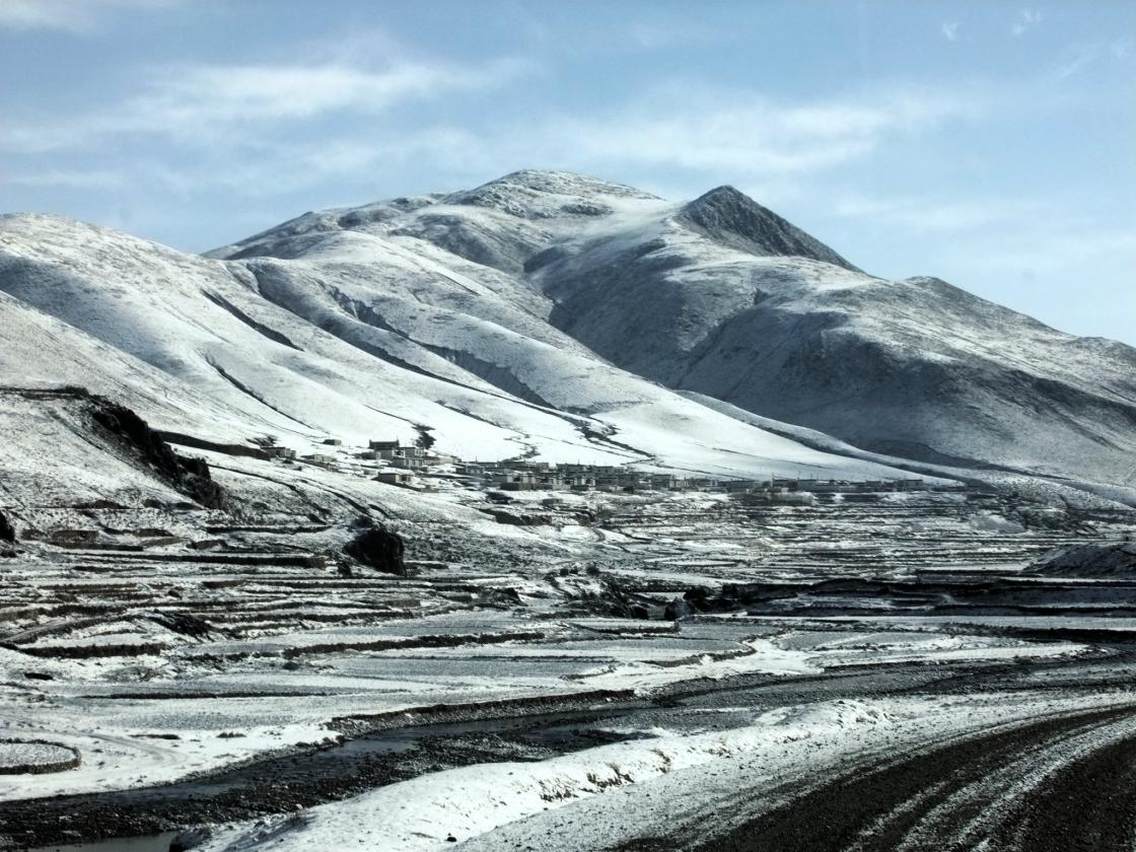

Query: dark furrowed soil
676 704 1136 852
988 721 1136 851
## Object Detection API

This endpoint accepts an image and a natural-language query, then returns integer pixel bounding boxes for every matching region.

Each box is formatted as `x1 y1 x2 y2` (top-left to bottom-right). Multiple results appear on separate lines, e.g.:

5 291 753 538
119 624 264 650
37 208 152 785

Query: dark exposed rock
189 538 225 550
47 529 99 546
678 185 858 271
523 245 569 272
148 611 214 638
583 577 652 620
0 511 14 543
664 596 694 621
74 498 125 510
678 584 786 615
90 398 225 509
344 525 407 576
156 430 270 460
1032 542 1136 578
486 509 552 526
170 825 213 851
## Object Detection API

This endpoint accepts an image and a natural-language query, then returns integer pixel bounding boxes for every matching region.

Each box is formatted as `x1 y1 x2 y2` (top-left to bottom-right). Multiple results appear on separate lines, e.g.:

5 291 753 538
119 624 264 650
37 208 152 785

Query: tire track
990 719 1136 851
691 704 1136 852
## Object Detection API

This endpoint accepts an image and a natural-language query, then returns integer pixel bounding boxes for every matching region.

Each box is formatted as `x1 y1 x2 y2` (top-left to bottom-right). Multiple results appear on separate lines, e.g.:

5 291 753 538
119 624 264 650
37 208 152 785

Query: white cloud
2 69 980 196
0 0 178 32
941 21 960 42
512 85 984 178
241 84 975 196
0 56 532 152
18 81 983 206
136 58 531 125
1011 8 1042 37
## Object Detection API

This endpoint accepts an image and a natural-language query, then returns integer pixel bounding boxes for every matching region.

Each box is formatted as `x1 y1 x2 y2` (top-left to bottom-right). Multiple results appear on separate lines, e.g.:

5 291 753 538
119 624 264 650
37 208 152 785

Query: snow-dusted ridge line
0 210 919 488
3 169 1134 503
197 168 1136 502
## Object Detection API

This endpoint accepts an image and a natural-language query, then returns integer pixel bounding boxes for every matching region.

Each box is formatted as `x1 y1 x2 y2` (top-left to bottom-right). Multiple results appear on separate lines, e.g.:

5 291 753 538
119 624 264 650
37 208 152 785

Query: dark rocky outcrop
486 509 553 526
677 185 858 271
148 611 214 639
344 525 407 576
91 398 225 508
170 825 213 851
663 596 694 621
1032 542 1136 578
0 511 14 543
587 577 652 620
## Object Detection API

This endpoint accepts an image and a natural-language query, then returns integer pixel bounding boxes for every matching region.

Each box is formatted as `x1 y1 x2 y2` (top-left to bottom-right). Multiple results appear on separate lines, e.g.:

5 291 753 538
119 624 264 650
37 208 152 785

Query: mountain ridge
0 208 921 498
3 171 1135 506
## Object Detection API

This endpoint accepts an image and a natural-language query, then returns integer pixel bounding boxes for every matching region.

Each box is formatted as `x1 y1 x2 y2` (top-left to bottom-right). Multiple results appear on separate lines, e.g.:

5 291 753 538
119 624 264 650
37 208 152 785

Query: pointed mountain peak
690 184 749 205
679 185 859 272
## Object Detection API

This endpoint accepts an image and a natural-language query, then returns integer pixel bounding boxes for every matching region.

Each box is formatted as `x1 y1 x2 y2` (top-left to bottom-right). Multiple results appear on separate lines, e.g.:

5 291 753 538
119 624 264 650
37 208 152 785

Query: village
261 436 942 503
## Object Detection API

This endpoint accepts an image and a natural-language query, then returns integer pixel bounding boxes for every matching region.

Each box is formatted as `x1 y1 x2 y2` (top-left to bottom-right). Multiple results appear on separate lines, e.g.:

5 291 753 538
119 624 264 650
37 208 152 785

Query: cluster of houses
756 477 928 494
452 461 929 497
727 476 932 505
360 439 436 485
454 461 718 493
263 438 436 485
265 436 935 497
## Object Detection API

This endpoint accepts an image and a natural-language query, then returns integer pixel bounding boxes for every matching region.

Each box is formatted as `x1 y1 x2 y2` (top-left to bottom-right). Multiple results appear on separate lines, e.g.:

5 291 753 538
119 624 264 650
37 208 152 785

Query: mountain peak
477 169 658 199
692 184 748 204
443 169 662 220
679 185 858 272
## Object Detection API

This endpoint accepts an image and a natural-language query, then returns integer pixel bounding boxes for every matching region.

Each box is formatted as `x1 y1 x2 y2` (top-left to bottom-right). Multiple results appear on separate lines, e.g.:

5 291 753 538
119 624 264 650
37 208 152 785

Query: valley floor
3 461 1135 851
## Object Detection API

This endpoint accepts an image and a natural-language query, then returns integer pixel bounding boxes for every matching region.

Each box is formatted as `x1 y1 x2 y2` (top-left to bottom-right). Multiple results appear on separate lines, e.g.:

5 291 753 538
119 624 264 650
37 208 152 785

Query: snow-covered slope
4 169 1132 504
0 210 915 488
211 170 1136 496
527 191 1136 489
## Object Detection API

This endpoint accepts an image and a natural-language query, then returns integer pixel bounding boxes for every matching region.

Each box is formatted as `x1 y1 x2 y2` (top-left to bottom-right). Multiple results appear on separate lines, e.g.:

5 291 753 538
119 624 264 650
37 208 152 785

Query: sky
1 0 1133 344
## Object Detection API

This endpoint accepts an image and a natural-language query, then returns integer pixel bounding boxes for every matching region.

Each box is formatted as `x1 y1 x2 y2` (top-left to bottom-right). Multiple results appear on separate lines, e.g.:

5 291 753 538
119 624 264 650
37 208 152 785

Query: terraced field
2 478 1135 849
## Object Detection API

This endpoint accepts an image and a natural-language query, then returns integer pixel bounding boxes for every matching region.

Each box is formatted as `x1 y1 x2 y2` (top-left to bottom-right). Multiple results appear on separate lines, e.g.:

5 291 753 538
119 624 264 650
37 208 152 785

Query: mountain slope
4 169 1133 504
213 170 1136 496
0 211 914 487
531 219 1136 489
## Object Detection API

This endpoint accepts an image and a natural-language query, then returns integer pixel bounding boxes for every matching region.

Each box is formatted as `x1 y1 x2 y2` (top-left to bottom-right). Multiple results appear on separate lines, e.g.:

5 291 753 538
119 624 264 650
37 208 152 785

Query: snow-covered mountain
0 207 916 504
2 169 1134 506
524 182 1136 489
212 170 1136 499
